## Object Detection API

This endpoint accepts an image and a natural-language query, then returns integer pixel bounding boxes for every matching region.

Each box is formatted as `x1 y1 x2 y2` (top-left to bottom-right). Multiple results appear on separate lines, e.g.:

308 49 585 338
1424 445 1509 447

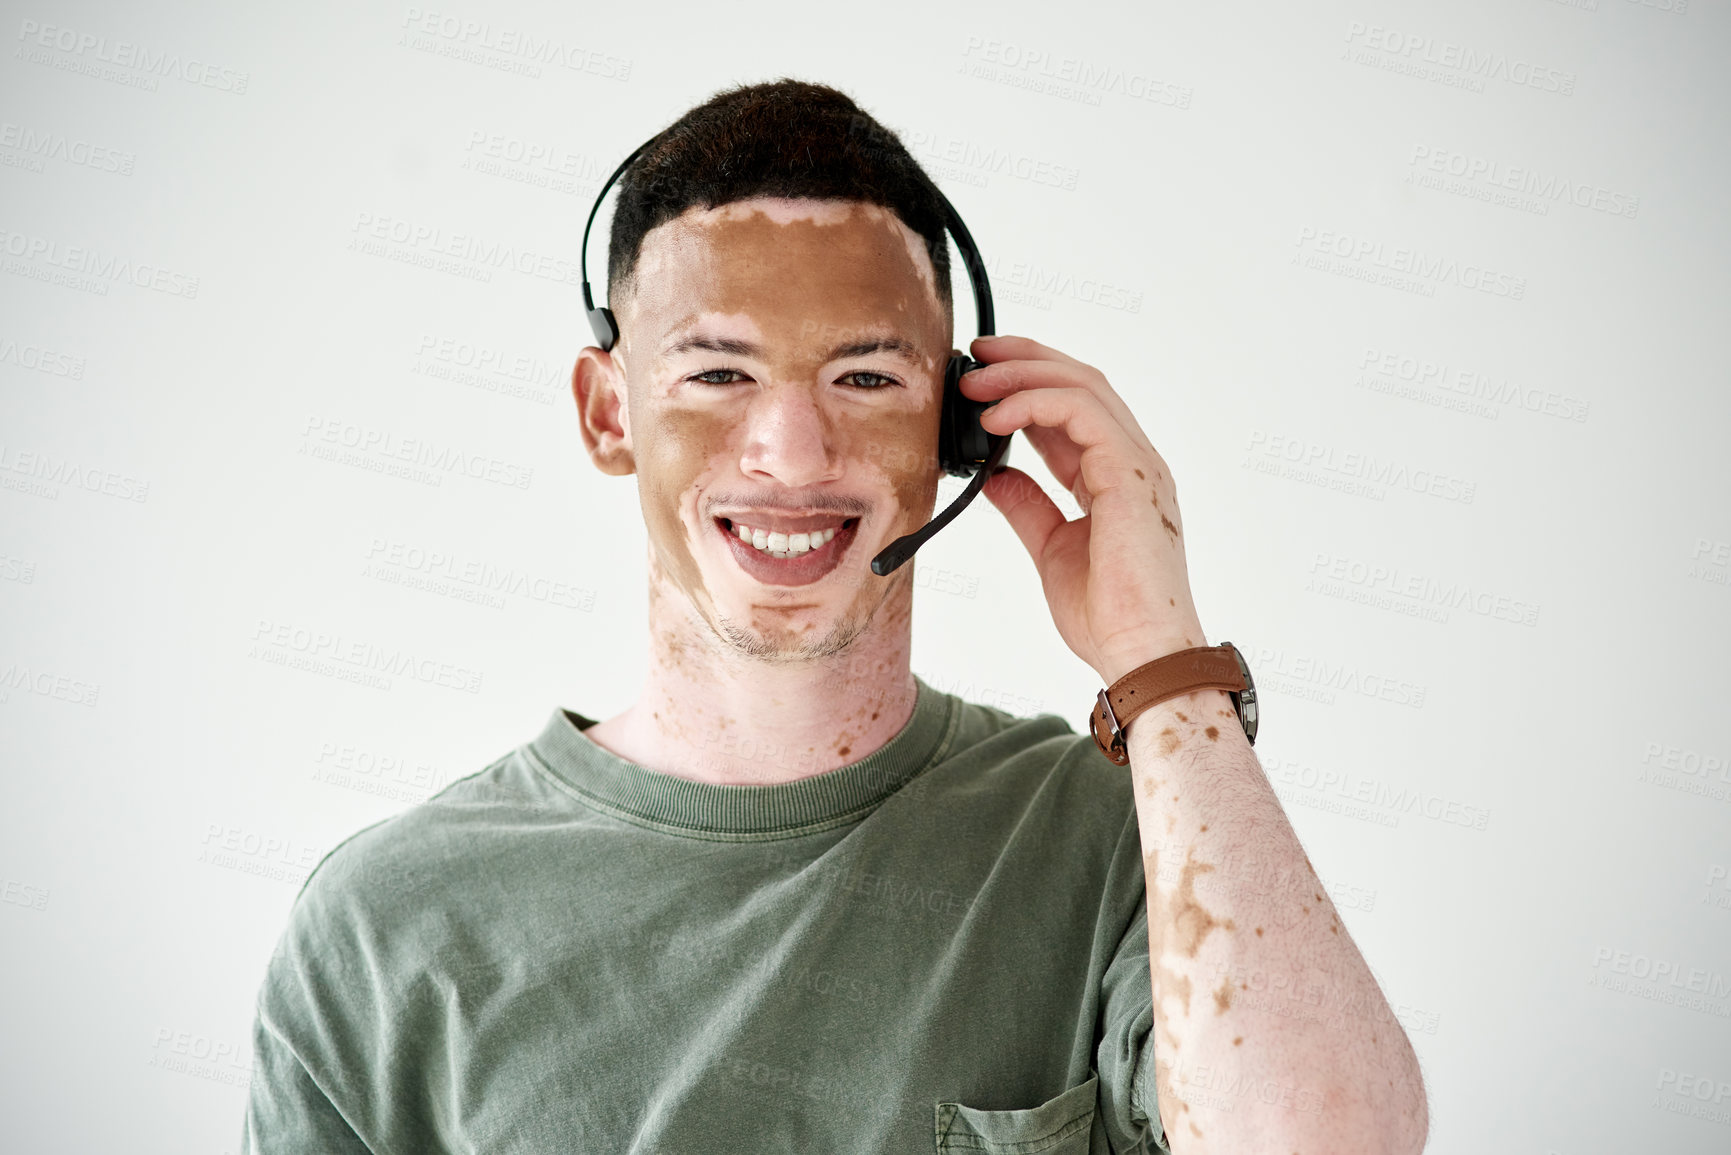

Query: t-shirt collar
524 674 959 839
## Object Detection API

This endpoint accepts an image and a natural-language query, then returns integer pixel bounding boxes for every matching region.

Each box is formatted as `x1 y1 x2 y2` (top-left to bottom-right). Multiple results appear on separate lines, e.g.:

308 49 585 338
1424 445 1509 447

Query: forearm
1125 688 1428 1154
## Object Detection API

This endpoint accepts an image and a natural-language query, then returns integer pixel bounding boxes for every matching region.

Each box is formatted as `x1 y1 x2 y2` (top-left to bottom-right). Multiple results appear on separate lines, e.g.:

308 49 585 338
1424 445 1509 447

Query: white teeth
728 522 841 557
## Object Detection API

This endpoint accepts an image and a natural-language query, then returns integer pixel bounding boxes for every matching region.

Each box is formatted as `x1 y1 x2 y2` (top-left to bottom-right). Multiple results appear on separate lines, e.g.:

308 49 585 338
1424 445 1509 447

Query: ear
573 346 634 476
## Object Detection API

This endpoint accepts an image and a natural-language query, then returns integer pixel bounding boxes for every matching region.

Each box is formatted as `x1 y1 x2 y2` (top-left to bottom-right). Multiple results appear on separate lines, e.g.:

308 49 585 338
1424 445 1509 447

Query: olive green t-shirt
241 677 1171 1154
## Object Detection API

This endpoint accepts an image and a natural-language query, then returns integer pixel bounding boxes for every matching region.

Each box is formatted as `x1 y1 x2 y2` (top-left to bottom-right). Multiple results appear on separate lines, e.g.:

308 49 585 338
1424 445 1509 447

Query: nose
736 384 843 488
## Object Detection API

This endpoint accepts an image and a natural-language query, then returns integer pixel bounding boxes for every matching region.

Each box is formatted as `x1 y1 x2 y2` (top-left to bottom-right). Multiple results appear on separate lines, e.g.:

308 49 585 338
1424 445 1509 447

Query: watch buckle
1095 688 1128 765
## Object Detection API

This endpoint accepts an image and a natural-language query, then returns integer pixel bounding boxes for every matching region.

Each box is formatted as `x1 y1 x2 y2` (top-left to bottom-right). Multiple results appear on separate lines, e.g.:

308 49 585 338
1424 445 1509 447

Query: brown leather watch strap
1089 643 1248 765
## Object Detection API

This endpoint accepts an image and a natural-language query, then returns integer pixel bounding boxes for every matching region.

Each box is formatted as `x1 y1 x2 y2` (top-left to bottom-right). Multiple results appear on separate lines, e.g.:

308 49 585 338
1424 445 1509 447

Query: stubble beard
712 592 876 665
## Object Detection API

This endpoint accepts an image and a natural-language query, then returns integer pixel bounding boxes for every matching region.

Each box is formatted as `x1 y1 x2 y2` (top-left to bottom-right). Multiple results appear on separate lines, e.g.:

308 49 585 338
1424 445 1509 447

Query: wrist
1121 686 1237 746
1096 633 1210 687
1089 641 1256 764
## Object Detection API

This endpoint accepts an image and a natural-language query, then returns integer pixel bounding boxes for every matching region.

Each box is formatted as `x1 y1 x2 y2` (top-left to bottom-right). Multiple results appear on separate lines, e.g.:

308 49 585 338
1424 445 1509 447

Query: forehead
624 197 947 342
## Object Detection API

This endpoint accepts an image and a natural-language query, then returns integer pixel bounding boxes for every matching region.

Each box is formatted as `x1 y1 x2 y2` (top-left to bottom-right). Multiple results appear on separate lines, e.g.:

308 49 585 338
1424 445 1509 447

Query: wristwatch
1089 641 1258 765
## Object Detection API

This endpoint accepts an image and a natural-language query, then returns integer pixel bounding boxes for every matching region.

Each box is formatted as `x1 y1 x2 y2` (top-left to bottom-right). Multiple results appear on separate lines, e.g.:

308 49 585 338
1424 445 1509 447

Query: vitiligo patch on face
688 198 942 307
621 200 949 366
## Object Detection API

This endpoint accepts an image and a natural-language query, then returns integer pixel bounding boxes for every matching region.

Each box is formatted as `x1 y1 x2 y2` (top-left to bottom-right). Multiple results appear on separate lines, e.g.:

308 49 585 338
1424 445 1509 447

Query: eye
689 368 749 385
839 371 902 390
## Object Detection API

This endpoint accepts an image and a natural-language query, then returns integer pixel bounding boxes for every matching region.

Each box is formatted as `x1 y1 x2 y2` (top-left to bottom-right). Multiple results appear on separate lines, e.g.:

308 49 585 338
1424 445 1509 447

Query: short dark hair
605 78 954 326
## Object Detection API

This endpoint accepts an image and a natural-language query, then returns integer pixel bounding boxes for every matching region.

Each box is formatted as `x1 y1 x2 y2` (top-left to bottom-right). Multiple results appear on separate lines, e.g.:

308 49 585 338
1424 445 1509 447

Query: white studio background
2 0 1727 1151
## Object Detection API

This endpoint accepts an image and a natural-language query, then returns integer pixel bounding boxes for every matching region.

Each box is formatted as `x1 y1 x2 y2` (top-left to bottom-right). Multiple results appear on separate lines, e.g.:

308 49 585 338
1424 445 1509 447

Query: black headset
578 135 1012 578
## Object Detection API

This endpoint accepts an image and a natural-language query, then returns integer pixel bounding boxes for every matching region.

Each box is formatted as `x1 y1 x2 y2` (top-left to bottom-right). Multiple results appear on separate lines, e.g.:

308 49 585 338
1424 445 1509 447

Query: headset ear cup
942 355 992 474
938 354 963 476
587 306 619 352
940 353 993 477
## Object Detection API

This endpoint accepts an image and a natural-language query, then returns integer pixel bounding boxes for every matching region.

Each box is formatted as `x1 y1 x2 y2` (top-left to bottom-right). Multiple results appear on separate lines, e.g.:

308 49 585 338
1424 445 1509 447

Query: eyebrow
662 334 923 362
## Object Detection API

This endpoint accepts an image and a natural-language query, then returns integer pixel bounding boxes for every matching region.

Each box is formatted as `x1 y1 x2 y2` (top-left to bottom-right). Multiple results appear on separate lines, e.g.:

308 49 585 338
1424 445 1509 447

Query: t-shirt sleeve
240 1005 374 1154
239 826 396 1155
1095 884 1173 1154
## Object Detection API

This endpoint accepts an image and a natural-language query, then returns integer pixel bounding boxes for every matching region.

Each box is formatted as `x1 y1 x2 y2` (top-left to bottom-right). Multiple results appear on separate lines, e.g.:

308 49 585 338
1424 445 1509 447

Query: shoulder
917 692 1137 838
304 753 515 898
264 748 545 984
952 691 1127 782
896 692 1147 947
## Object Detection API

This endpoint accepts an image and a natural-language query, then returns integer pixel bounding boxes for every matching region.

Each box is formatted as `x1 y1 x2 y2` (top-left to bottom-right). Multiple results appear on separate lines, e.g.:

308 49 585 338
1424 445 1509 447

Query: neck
586 568 921 786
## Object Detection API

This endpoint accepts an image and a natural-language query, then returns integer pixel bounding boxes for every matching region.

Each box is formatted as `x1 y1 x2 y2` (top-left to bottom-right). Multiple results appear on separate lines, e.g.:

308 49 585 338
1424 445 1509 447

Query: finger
980 386 1148 498
1018 420 1087 505
970 334 1087 369
981 464 1070 564
962 357 1154 456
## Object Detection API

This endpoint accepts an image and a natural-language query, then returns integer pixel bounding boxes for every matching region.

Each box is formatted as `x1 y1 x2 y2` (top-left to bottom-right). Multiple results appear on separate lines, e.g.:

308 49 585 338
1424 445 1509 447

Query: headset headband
578 136 995 349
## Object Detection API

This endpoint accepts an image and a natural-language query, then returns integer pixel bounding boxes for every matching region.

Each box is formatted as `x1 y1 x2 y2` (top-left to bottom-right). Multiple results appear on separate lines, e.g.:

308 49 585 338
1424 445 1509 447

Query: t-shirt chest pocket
934 1072 1099 1153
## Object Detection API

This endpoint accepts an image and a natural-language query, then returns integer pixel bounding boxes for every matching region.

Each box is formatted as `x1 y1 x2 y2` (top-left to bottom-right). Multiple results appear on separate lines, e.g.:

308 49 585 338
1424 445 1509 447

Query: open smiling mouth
713 516 863 588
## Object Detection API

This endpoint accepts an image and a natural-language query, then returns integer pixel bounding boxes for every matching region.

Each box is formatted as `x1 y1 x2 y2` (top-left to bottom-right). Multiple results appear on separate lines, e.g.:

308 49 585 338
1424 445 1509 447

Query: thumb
981 465 1067 563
